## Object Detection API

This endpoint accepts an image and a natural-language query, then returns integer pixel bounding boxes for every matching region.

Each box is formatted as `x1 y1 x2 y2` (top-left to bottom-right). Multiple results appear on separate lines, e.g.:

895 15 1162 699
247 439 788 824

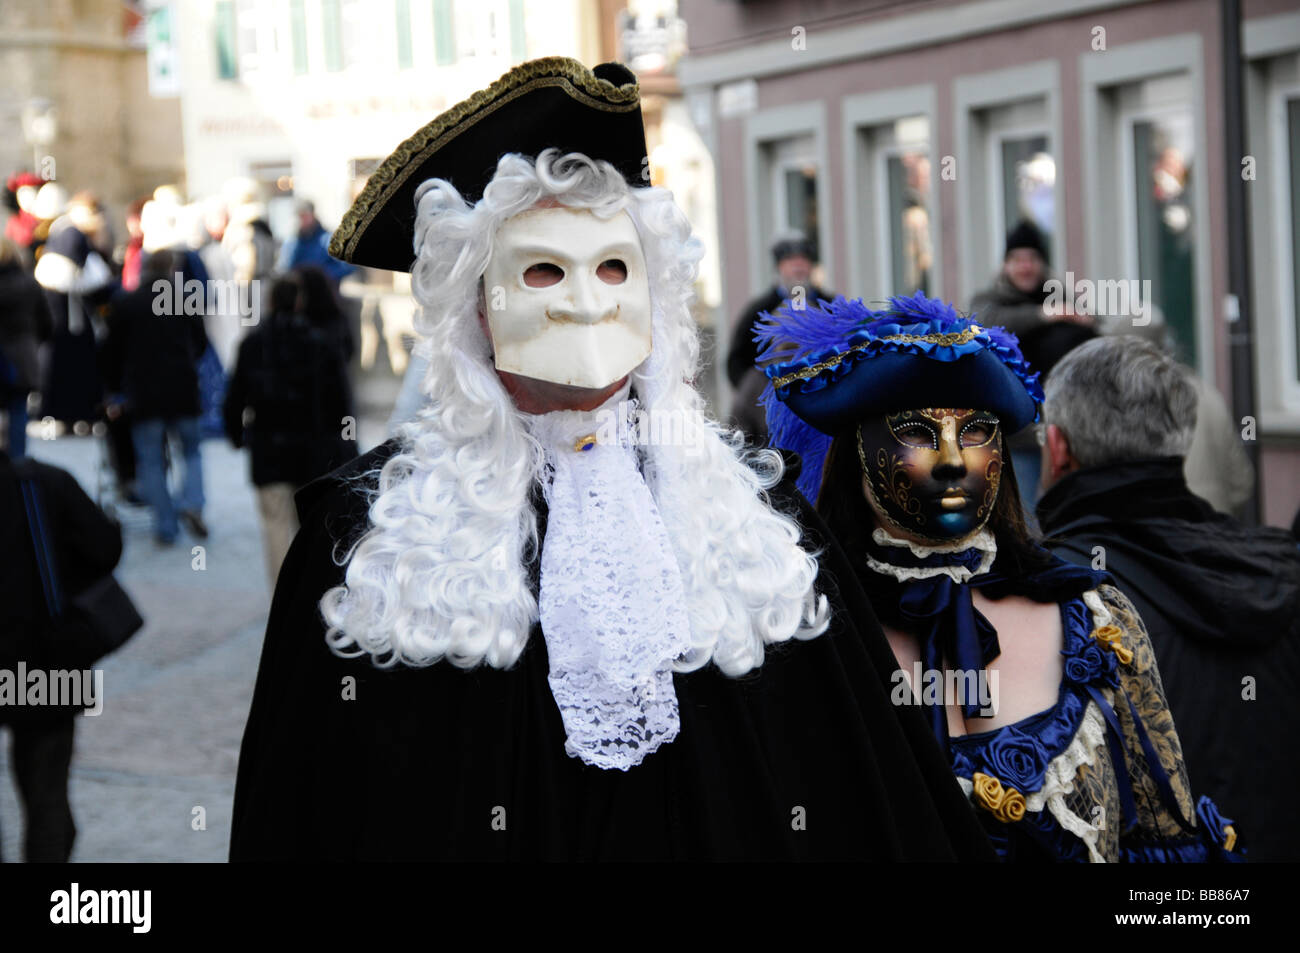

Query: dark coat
727 284 832 441
1037 457 1300 861
101 278 209 420
0 263 53 393
0 450 122 725
230 439 995 861
222 311 357 487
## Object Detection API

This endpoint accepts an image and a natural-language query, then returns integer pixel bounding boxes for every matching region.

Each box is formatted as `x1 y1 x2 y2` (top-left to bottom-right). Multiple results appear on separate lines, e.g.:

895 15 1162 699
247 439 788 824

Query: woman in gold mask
757 291 1240 863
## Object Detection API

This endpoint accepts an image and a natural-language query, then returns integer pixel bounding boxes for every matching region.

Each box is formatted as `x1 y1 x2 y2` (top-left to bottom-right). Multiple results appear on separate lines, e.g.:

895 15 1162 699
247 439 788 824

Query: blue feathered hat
757 291 1044 502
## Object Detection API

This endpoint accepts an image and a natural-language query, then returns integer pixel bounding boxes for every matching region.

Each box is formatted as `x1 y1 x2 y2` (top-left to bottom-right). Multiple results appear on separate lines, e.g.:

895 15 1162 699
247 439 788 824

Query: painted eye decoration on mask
958 417 999 448
886 410 1000 451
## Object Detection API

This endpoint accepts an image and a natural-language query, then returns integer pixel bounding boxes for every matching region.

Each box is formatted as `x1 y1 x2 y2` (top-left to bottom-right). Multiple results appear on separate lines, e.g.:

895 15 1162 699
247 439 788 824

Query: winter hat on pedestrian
1004 219 1048 263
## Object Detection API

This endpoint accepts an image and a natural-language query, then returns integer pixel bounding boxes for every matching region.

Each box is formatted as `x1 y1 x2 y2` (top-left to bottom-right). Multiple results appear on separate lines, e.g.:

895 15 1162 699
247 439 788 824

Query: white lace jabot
523 385 692 771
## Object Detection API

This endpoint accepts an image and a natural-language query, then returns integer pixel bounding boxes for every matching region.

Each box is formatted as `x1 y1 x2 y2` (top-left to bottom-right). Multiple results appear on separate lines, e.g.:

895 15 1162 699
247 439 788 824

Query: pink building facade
680 0 1300 527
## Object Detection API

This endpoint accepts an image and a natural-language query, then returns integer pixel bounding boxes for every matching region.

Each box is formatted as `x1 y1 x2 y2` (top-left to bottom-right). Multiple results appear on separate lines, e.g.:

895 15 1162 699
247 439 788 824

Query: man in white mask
230 57 992 861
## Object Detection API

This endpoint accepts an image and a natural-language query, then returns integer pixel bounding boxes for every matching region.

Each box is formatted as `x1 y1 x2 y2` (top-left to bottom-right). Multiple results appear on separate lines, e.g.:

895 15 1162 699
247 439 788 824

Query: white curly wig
321 149 829 676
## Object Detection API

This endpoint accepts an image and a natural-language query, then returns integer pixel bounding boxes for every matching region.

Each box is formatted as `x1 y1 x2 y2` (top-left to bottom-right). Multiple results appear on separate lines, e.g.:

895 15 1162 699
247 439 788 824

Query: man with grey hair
1036 335 1300 860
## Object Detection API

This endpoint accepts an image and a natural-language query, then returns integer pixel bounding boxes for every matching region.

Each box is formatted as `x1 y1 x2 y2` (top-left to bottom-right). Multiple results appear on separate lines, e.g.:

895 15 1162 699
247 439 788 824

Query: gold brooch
1092 624 1133 665
573 434 597 453
1223 825 1237 852
972 772 1027 824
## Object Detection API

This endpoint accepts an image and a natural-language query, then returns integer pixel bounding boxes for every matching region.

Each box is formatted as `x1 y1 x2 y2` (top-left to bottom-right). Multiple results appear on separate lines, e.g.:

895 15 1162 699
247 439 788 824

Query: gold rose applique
971 771 1028 824
1092 624 1133 665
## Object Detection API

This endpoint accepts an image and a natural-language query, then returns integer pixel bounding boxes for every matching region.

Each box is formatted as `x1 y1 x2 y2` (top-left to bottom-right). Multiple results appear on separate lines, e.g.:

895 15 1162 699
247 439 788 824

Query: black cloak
230 440 994 861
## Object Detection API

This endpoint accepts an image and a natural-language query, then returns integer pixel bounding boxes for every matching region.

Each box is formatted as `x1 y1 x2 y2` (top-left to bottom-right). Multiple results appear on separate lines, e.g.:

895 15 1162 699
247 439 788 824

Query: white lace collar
864 527 998 584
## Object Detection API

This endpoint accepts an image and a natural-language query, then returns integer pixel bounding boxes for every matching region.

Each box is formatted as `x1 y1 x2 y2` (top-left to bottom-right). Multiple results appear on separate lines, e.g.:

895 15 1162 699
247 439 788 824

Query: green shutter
396 0 413 69
215 1 238 79
508 0 526 61
322 0 343 72
433 0 456 66
290 0 308 74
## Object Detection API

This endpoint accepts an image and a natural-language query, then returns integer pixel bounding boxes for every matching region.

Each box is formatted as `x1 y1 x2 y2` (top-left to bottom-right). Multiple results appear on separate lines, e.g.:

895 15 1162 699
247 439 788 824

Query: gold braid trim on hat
329 56 641 265
767 325 985 389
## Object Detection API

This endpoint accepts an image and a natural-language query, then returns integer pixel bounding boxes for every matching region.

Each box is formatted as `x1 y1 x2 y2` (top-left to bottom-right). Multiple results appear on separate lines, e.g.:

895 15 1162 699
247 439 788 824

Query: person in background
34 190 116 432
0 446 123 861
294 264 355 366
223 193 276 289
117 197 149 292
4 172 45 255
222 272 357 586
726 232 833 442
0 237 52 457
1036 335 1300 860
101 249 210 546
276 200 355 289
970 220 1095 511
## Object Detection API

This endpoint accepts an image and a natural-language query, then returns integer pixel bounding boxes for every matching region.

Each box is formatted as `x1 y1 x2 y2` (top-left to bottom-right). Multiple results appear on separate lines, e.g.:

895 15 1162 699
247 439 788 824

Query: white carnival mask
483 205 652 389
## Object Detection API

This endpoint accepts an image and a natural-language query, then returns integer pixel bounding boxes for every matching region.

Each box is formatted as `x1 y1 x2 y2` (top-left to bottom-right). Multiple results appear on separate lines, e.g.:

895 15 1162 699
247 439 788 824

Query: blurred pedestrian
117 197 149 292
0 446 124 861
4 172 44 255
726 232 833 442
276 200 355 288
101 250 210 545
0 237 53 457
970 220 1095 509
33 190 116 431
1037 335 1300 860
222 196 276 287
223 272 357 585
294 264 355 364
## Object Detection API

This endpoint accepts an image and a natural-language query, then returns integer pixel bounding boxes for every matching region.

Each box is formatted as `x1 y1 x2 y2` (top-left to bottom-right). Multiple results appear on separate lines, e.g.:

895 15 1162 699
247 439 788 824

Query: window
877 117 932 295
1127 109 1197 366
434 0 456 65
998 135 1054 251
508 0 526 61
769 137 820 264
322 0 344 72
1287 95 1300 384
973 99 1054 279
215 1 238 79
1081 37 1210 382
235 0 259 74
843 87 939 299
1245 34 1300 427
290 0 308 74
745 103 830 294
396 0 413 69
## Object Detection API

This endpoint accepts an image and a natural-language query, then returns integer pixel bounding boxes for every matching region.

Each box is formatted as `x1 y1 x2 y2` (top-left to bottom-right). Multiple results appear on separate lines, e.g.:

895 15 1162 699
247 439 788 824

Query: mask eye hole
893 423 937 449
596 259 627 284
959 418 999 448
523 263 564 287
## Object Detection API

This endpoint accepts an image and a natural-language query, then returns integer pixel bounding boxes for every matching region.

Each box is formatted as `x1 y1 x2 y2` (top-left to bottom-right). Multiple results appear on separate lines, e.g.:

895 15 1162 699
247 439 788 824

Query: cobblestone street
0 375 397 862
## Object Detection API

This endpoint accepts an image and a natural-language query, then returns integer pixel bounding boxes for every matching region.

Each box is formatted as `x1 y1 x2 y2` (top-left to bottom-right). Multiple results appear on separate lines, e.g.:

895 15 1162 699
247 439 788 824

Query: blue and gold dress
860 531 1240 862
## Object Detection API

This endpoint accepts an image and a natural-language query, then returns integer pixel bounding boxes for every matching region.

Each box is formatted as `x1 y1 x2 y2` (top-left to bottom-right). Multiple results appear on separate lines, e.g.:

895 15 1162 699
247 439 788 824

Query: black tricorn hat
329 57 647 272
